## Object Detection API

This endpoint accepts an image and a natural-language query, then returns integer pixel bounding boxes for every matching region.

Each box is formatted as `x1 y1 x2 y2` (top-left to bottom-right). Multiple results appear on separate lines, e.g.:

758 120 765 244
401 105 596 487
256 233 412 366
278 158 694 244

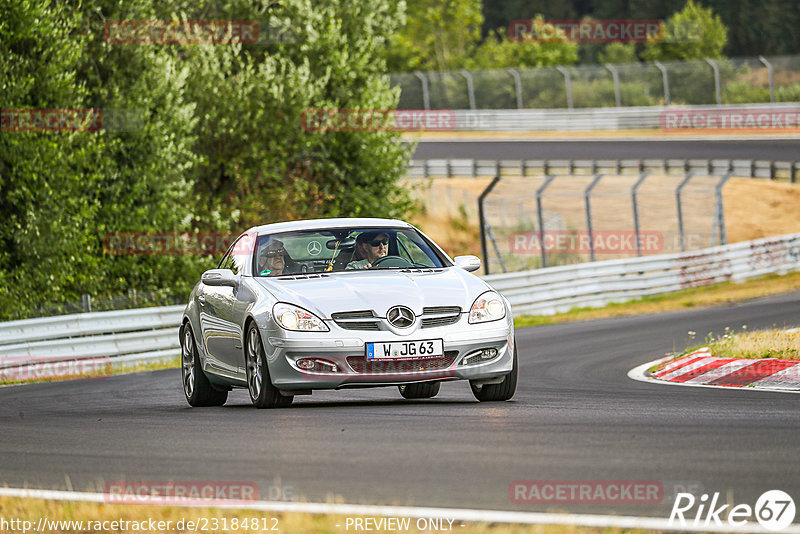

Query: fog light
296 359 315 370
481 348 498 360
296 358 337 372
460 348 499 366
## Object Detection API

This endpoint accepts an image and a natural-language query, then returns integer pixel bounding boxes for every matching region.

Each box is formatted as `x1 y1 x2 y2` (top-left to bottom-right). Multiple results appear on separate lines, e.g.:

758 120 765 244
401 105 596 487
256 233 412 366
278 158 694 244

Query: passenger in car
257 239 288 276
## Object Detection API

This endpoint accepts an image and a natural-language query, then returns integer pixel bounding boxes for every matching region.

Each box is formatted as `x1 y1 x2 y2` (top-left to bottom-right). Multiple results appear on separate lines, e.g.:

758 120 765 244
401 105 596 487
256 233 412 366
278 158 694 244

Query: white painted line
408 134 800 142
0 487 796 533
628 358 800 395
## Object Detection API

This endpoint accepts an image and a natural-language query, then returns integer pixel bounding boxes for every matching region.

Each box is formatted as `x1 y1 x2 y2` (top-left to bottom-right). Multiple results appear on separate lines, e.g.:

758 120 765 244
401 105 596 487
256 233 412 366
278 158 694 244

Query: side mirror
201 269 238 287
454 255 481 272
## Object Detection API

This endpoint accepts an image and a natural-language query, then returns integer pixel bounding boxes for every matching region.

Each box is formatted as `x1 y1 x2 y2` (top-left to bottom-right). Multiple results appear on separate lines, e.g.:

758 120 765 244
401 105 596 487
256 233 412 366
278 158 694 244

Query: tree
468 17 578 69
641 0 727 61
185 0 415 229
386 0 484 72
0 0 103 316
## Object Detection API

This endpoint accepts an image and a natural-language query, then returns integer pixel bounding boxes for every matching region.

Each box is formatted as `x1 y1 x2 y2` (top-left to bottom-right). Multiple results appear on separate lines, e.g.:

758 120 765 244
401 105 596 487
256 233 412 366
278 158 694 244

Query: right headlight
469 291 506 324
273 303 329 332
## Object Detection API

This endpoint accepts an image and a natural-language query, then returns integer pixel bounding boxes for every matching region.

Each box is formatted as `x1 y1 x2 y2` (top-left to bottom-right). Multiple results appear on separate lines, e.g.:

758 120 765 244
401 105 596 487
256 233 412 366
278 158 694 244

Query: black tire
181 324 228 407
470 346 517 402
245 323 293 409
398 381 441 399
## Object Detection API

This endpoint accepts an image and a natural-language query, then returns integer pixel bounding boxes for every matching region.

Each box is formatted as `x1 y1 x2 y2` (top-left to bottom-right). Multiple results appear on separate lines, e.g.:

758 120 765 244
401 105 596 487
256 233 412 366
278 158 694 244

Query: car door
199 239 247 376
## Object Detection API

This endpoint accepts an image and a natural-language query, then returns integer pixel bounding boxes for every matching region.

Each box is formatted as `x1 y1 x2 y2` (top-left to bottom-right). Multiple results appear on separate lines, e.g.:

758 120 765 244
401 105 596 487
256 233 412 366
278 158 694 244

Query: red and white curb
629 348 800 394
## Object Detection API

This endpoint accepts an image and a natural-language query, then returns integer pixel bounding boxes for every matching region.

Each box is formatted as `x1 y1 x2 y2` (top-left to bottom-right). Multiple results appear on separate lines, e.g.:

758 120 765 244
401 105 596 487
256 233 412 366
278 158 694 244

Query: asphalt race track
413 139 800 161
2 291 799 519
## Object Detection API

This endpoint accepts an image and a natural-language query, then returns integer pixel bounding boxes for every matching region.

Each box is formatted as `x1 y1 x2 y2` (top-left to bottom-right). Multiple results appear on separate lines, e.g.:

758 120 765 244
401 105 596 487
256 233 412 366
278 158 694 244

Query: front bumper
262 316 514 391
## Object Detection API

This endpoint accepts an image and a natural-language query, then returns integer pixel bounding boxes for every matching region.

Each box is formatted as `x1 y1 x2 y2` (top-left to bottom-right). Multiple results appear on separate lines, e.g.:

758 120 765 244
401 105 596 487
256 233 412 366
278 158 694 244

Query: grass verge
514 271 800 329
701 327 799 360
0 496 653 534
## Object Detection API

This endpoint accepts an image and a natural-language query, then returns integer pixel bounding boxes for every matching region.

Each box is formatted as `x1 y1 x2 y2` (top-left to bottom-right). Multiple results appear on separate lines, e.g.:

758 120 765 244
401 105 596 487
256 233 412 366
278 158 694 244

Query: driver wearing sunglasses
345 231 389 270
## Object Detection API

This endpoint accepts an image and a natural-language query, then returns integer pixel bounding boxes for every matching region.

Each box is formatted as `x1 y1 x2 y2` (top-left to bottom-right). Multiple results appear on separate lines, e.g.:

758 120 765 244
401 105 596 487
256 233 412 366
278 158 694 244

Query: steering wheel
369 255 413 268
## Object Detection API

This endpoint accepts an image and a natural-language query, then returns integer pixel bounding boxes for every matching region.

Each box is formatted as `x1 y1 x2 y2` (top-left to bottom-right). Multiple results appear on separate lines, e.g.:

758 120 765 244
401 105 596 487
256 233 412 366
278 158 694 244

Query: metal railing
407 158 800 181
391 104 800 132
391 55 800 110
485 233 800 316
0 306 183 373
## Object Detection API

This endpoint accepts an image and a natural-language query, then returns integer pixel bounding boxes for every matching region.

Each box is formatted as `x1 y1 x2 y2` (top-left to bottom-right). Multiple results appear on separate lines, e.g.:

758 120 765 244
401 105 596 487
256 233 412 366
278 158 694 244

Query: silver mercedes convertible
180 218 517 408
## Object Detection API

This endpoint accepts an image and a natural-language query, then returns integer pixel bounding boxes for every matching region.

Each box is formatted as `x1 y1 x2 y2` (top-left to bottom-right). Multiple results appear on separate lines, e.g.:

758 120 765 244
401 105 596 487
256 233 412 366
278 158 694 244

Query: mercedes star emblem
387 306 415 328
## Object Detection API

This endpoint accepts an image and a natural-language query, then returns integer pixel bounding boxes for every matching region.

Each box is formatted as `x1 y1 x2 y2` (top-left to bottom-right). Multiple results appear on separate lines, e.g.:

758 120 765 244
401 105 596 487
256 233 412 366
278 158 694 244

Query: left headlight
273 303 329 332
469 291 506 324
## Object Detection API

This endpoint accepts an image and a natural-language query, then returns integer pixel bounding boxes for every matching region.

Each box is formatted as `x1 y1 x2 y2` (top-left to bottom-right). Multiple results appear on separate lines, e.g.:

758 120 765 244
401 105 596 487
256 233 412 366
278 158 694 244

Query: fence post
459 69 476 110
414 71 430 110
536 175 557 268
584 174 605 262
758 56 775 103
704 58 722 105
555 66 573 109
631 172 651 256
507 68 524 110
676 172 695 252
653 61 670 106
710 172 732 246
81 294 92 313
478 176 502 275
793 162 799 184
604 63 622 107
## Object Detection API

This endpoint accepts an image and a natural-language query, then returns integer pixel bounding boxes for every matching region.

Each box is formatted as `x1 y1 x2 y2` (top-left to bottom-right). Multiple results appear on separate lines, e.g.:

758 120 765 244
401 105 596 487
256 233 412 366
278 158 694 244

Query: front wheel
181 325 228 407
398 382 440 399
470 346 517 402
245 324 293 408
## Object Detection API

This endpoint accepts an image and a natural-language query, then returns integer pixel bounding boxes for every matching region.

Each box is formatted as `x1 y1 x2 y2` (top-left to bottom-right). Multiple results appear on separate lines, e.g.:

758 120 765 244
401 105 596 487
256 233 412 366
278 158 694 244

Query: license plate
366 339 444 360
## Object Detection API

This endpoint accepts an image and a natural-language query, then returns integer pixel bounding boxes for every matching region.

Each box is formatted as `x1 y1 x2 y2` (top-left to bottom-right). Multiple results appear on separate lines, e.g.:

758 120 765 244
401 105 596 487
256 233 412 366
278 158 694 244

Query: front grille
421 315 460 328
420 306 461 328
423 306 460 315
332 310 380 331
337 321 380 331
332 310 375 319
347 351 458 374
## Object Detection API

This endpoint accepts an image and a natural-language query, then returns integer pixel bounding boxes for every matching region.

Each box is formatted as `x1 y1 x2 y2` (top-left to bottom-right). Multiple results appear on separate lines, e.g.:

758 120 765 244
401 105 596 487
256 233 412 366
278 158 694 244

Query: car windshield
253 227 448 277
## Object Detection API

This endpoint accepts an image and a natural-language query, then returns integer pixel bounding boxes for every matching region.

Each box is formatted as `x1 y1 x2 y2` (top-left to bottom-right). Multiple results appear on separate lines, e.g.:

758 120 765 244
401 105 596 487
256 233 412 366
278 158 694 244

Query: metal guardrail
400 104 800 132
485 233 800 316
1 234 798 373
407 158 800 181
0 306 184 372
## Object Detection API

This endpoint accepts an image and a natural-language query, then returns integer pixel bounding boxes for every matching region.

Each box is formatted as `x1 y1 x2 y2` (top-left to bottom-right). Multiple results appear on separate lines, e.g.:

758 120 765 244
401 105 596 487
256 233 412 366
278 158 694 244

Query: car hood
254 268 491 318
